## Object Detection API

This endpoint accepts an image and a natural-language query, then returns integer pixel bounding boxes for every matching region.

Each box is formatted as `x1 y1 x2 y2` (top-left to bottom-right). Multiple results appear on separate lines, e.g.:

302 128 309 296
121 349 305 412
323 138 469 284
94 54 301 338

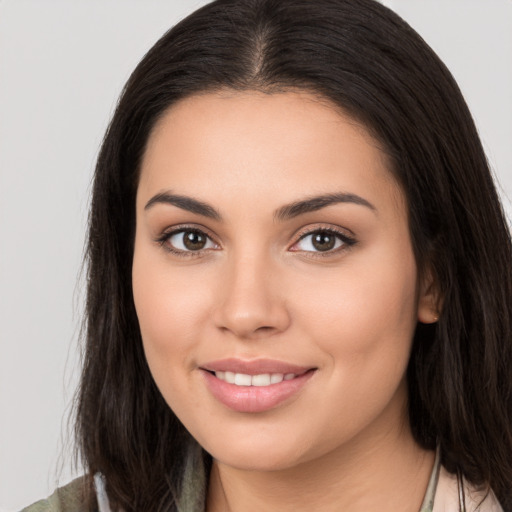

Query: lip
201 358 312 376
200 358 316 413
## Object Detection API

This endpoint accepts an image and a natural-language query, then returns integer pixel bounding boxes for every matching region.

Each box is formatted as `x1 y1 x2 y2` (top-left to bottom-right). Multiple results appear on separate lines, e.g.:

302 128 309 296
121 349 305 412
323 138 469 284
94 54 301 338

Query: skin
132 90 438 512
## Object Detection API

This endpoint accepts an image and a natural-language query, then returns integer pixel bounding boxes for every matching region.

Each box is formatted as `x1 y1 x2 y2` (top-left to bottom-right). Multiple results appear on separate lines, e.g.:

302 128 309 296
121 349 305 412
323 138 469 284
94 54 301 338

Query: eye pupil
183 231 206 250
312 232 336 251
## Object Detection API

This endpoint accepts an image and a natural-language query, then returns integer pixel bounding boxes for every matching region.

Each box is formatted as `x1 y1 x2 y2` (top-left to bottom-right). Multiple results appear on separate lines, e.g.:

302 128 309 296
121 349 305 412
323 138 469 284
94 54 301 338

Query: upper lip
200 358 314 376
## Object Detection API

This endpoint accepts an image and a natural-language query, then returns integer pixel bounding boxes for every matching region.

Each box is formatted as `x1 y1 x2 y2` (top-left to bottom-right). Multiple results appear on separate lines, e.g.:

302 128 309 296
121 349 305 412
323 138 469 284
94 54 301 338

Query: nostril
213 294 291 339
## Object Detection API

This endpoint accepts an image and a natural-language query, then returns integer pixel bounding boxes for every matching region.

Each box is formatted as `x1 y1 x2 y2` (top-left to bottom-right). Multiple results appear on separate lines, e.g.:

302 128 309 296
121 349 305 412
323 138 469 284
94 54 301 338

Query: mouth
210 371 298 387
199 359 317 413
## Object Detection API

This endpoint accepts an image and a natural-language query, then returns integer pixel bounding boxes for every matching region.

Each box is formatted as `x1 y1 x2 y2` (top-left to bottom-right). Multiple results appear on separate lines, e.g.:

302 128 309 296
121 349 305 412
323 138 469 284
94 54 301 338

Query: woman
23 0 511 510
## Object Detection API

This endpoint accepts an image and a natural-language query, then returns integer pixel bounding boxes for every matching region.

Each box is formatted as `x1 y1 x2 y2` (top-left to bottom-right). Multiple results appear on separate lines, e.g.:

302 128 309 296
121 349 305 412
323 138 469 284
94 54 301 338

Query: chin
213 448 305 472
196 426 323 473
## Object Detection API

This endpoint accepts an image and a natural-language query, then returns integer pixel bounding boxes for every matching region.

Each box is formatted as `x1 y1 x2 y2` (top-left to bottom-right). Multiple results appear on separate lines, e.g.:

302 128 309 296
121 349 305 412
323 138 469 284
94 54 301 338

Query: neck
206 410 435 512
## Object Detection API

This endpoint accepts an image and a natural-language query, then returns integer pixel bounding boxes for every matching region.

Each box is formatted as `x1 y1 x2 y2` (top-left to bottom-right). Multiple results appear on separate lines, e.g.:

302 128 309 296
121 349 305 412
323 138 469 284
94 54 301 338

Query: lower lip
201 370 315 413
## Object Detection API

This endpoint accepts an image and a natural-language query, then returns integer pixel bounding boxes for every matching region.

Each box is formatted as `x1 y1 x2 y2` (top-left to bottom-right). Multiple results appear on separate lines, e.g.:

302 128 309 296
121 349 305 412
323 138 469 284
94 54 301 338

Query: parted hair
76 0 512 509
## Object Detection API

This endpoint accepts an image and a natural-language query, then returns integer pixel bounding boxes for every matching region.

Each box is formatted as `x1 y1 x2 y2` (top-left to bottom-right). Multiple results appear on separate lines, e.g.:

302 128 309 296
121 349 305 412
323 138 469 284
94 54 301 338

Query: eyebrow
274 192 377 221
145 192 221 220
144 191 376 221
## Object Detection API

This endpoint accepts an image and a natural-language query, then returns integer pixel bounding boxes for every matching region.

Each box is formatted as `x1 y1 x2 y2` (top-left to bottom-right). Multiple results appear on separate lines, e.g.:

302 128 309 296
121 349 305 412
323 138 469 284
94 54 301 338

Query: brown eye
183 231 207 250
311 232 336 251
292 229 355 254
167 229 216 252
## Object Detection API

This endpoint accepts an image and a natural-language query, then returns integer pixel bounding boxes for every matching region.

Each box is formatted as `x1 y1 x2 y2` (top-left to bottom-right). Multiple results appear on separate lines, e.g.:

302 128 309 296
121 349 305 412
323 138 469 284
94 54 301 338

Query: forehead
138 90 404 216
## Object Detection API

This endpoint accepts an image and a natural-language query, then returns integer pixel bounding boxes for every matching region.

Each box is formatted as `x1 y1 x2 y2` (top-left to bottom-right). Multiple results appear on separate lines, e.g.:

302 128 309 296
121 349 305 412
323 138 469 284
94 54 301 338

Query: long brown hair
76 0 512 509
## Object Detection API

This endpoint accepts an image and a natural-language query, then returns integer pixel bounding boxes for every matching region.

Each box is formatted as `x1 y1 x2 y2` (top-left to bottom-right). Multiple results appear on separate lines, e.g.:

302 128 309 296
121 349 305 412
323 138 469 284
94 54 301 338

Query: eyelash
155 225 357 259
291 226 357 257
155 225 219 258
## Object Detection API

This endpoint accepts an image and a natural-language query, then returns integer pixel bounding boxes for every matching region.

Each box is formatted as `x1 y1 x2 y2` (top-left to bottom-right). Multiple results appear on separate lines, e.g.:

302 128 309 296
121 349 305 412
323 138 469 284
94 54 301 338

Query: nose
213 252 291 340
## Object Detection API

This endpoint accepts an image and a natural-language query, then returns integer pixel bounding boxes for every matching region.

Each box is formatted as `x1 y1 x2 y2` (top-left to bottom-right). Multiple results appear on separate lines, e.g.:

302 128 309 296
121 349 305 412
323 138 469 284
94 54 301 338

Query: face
132 90 435 471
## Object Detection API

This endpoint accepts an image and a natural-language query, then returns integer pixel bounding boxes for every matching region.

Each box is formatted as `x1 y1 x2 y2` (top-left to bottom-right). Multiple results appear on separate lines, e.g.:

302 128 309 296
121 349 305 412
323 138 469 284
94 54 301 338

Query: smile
200 359 316 413
214 371 296 386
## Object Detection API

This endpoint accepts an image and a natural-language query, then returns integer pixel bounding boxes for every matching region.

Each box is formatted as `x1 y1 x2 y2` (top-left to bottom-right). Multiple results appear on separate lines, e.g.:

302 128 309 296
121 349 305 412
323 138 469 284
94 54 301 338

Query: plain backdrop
1 1 511 509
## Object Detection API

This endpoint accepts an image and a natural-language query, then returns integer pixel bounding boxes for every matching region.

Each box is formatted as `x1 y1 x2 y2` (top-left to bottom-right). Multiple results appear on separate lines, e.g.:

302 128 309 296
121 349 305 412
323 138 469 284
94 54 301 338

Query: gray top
22 444 503 512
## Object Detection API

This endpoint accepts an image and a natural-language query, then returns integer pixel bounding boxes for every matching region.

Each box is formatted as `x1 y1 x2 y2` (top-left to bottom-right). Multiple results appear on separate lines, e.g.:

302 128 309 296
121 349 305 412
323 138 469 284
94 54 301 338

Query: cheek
132 258 213 421
286 258 418 448
131 243 212 381
293 247 419 402
297 260 417 347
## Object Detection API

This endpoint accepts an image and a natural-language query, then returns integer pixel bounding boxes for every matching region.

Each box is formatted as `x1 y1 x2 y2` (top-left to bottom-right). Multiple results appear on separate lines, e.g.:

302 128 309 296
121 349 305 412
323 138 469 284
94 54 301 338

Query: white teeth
270 374 284 384
234 373 252 386
214 371 297 386
252 374 271 386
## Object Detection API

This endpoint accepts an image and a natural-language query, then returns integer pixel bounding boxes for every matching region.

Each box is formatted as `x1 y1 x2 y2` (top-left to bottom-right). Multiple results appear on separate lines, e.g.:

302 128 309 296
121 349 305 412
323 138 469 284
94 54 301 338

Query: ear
417 269 442 324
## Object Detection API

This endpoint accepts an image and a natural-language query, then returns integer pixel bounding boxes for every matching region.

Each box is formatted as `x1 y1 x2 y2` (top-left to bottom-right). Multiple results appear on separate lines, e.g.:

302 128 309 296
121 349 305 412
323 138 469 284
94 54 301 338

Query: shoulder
433 465 504 512
21 477 92 512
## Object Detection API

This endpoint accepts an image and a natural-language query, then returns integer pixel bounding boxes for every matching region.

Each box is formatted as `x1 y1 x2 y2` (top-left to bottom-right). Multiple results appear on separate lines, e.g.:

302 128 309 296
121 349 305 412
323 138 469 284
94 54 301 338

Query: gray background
1 0 511 509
